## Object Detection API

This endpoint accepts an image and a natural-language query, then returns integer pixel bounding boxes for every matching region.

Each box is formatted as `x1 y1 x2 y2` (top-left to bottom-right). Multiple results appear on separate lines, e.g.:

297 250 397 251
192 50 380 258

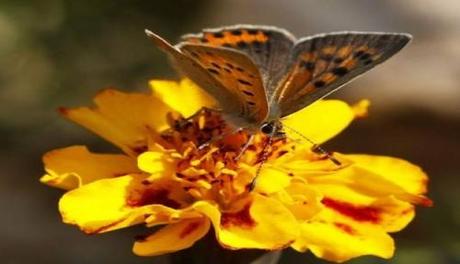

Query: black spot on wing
359 53 372 61
237 79 252 86
207 68 219 75
353 50 365 58
252 40 263 48
333 57 344 64
300 60 315 70
331 67 348 76
213 32 224 38
236 41 248 48
211 62 221 69
321 54 334 61
363 59 373 65
230 30 242 36
314 80 326 88
242 90 255 96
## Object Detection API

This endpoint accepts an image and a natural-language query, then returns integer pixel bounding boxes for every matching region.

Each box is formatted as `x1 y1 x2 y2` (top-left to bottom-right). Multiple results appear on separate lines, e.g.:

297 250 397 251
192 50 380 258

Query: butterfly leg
197 127 243 150
172 107 218 130
246 133 275 192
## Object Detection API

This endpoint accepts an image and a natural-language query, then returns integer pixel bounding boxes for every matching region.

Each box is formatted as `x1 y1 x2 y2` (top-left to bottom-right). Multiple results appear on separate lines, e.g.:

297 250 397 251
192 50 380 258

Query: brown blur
0 1 458 263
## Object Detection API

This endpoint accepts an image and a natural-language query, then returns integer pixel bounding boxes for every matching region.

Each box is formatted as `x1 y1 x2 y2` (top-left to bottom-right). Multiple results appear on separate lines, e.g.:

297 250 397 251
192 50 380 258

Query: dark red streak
322 197 381 223
221 203 256 229
127 189 181 209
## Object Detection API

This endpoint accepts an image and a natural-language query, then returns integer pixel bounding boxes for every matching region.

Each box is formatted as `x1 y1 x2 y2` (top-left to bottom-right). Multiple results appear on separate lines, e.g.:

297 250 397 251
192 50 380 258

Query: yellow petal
60 89 170 156
278 181 323 221
59 175 188 234
292 209 394 262
41 146 139 190
278 152 353 176
322 196 415 233
307 168 417 232
254 167 291 194
352 99 370 118
137 151 174 180
149 79 217 118
59 175 144 234
307 164 431 206
193 194 298 250
281 100 355 145
133 218 210 256
347 154 429 195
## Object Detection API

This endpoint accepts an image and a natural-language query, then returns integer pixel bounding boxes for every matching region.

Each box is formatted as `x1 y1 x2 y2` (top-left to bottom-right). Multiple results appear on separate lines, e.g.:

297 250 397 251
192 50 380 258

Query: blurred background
0 0 459 263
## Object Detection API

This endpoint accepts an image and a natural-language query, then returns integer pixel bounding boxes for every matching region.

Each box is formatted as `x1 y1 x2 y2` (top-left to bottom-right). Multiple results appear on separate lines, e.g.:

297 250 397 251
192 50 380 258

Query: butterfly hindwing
181 25 296 98
178 43 269 126
274 32 411 117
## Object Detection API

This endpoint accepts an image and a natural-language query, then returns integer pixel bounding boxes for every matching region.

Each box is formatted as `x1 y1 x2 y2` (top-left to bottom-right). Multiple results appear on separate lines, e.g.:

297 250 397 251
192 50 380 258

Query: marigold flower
41 79 431 262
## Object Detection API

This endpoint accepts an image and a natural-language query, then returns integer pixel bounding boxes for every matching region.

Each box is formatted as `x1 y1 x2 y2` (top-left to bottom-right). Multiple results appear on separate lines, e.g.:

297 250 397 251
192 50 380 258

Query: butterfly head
260 120 285 139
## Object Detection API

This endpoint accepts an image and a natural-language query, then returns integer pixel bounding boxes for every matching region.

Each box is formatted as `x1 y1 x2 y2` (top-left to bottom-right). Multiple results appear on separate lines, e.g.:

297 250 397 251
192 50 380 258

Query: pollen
155 109 289 206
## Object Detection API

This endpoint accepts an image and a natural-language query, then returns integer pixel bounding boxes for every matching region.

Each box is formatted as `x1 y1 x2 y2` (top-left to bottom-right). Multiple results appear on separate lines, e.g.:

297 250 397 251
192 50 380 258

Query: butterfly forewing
178 43 269 126
145 30 243 117
181 25 295 98
274 32 411 117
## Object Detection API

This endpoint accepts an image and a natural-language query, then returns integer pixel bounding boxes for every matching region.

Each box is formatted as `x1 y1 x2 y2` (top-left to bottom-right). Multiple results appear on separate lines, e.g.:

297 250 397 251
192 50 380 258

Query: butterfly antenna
248 133 274 191
235 133 255 161
283 124 342 166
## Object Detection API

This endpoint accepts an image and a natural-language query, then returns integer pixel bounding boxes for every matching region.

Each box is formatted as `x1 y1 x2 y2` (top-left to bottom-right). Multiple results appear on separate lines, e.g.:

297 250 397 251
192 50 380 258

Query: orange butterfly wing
275 32 411 117
146 30 268 128
181 25 295 99
178 43 269 127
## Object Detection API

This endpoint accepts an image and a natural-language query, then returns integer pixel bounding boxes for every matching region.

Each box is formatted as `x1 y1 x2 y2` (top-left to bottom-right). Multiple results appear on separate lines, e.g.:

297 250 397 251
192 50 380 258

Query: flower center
157 109 291 207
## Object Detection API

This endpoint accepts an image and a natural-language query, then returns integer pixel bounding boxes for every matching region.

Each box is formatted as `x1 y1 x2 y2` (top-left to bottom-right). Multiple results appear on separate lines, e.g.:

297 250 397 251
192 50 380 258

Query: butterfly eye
260 122 275 135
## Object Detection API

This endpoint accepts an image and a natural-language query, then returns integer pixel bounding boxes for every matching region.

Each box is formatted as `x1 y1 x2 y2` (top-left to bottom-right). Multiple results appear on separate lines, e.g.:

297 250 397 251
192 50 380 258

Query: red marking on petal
334 222 357 235
179 221 202 238
127 189 181 209
221 203 256 229
112 172 131 177
84 218 125 234
418 196 433 207
134 234 149 242
57 107 68 115
130 145 148 155
322 197 381 223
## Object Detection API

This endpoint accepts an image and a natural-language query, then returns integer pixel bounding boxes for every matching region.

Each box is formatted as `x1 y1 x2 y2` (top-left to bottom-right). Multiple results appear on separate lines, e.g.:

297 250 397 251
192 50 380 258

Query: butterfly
145 25 411 145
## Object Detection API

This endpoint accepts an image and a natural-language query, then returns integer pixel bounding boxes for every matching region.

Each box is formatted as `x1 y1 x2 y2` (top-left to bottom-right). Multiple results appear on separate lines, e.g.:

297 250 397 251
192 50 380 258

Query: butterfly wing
274 32 411 117
145 30 268 128
177 43 269 126
181 25 296 98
